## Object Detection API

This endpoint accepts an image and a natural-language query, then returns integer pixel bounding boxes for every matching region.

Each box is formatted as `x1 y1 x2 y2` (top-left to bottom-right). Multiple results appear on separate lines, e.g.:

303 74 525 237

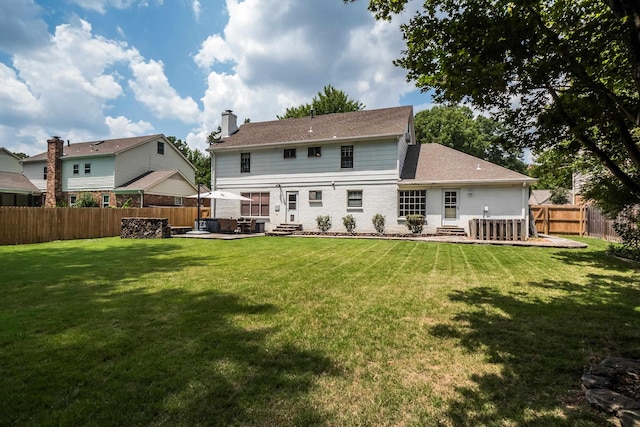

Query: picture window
399 190 427 216
241 192 270 216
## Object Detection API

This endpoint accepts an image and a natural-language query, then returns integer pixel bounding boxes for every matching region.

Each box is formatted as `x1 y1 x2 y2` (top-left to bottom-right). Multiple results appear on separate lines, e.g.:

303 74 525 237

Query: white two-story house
208 107 535 235
22 134 199 208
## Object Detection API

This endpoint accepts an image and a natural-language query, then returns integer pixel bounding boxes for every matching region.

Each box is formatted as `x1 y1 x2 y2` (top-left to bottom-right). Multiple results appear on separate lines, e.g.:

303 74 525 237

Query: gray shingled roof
210 106 413 149
400 143 536 184
22 134 165 162
0 172 41 193
115 170 182 191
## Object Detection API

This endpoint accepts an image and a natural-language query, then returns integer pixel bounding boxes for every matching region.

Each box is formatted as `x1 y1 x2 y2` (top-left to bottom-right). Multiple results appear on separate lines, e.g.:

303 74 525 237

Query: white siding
211 138 405 232
64 157 115 191
213 183 404 233
148 174 196 196
422 185 529 234
215 139 399 187
0 151 22 173
22 162 47 191
114 138 195 186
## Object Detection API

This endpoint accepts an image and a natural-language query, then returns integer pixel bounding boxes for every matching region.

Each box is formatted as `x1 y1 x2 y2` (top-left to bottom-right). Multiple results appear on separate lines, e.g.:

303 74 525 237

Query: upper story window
157 141 165 155
284 148 296 159
73 164 79 175
240 153 251 173
347 190 363 208
308 146 321 157
84 163 91 174
43 166 47 180
341 145 354 168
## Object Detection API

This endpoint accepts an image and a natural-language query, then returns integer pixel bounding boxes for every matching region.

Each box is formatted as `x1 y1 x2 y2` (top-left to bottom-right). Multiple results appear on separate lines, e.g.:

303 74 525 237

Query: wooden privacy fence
530 204 621 241
0 206 209 246
530 205 586 235
468 218 527 241
584 205 621 242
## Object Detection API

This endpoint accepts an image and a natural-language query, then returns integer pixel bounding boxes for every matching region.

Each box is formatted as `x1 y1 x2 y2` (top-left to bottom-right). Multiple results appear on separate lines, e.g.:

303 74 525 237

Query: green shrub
316 215 332 232
372 213 385 234
76 193 99 208
405 214 425 234
610 209 640 260
342 214 356 233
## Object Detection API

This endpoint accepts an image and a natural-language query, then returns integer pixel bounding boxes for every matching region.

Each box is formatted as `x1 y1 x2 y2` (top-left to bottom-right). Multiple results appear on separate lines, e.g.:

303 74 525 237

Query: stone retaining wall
121 217 171 239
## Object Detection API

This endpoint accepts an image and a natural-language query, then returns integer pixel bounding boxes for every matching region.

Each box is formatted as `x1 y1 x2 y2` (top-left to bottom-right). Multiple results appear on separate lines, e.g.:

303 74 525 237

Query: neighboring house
0 147 41 206
22 135 198 208
529 189 574 205
208 107 536 236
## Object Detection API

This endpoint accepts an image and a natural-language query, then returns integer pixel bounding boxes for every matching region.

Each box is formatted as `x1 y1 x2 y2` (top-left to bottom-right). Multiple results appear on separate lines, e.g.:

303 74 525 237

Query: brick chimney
45 136 63 208
221 110 238 137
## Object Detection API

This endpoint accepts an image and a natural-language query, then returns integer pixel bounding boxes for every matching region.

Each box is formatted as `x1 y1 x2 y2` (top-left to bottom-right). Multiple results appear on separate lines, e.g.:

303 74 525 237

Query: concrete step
267 223 303 236
436 227 467 236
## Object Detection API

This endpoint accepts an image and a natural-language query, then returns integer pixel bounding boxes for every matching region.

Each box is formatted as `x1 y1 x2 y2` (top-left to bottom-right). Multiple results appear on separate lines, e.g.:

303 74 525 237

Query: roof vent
476 164 481 170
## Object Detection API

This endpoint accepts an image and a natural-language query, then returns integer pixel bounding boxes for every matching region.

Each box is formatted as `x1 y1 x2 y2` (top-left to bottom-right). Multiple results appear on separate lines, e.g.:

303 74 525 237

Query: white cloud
194 34 234 69
68 0 137 14
0 17 177 154
192 0 201 20
128 57 201 123
105 115 154 136
0 63 41 119
191 0 418 141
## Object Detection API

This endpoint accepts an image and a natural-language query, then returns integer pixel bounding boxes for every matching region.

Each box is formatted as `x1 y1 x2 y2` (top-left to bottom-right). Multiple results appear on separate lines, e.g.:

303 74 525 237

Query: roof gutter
399 178 538 186
208 132 404 153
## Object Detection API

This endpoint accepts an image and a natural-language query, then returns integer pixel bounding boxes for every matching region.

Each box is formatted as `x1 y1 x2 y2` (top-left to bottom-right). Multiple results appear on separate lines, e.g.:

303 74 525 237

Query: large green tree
347 0 640 215
166 136 211 187
415 105 527 173
278 85 365 119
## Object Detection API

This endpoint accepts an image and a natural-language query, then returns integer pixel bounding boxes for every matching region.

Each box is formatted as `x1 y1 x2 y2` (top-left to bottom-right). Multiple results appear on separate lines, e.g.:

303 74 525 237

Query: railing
0 206 209 246
468 218 527 241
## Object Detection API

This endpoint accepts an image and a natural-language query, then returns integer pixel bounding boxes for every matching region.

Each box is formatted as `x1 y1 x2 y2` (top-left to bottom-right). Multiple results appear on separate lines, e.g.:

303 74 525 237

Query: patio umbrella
186 189 252 229
186 190 252 201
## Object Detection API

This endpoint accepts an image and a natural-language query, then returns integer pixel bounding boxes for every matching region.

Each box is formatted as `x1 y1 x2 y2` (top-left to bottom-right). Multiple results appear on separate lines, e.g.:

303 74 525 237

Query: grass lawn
0 236 638 426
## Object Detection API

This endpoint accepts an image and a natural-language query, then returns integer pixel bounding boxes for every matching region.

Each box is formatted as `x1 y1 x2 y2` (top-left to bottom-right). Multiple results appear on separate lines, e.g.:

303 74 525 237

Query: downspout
522 183 529 239
210 152 216 218
139 190 144 207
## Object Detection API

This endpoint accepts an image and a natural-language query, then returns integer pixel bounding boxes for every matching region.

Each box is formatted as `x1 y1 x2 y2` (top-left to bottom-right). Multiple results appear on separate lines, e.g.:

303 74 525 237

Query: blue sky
0 0 434 156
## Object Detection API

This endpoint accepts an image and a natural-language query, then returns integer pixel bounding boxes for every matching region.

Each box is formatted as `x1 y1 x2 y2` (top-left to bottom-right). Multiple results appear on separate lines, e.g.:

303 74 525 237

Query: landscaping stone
121 217 171 239
583 357 640 427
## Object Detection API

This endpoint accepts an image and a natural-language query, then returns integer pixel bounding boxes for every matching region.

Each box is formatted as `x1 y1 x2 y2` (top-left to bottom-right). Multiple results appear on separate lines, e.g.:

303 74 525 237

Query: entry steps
435 226 467 237
266 223 302 236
